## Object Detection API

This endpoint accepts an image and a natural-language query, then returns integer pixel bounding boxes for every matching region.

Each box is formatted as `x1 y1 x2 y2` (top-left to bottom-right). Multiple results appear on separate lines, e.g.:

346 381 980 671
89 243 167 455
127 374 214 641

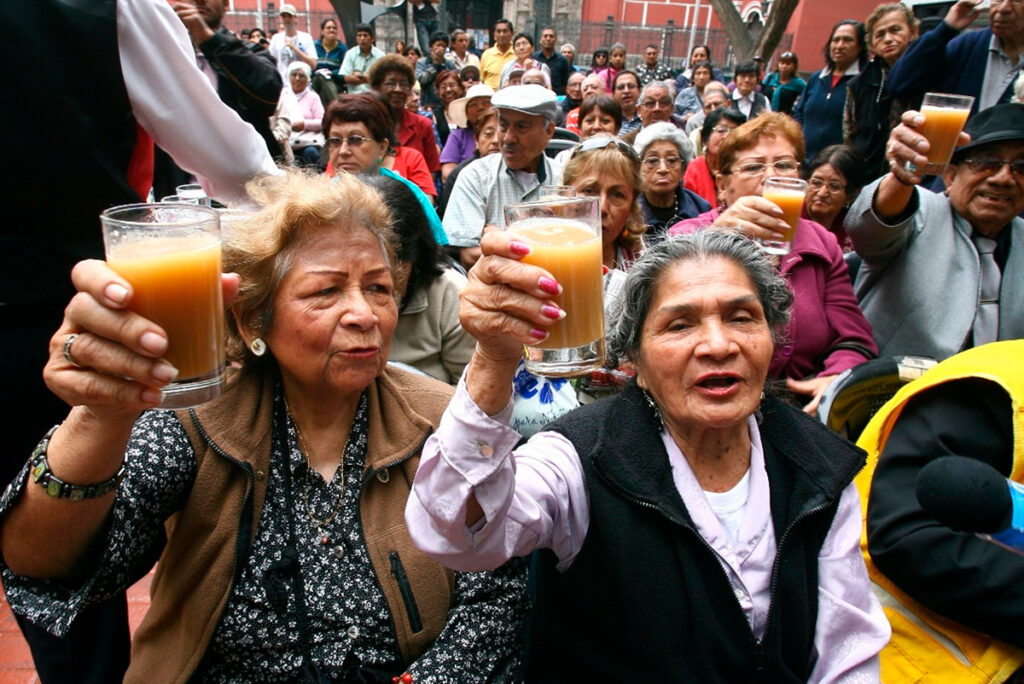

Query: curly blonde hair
561 142 646 255
223 169 395 366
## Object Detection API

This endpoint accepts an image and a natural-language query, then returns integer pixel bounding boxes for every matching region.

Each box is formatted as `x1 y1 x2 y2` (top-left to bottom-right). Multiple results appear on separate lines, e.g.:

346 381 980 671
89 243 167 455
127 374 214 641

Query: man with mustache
441 84 559 268
845 103 1024 360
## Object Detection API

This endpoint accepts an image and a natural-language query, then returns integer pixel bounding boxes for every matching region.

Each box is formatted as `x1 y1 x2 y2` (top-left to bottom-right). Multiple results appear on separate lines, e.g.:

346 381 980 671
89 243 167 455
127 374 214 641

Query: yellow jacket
855 341 1024 683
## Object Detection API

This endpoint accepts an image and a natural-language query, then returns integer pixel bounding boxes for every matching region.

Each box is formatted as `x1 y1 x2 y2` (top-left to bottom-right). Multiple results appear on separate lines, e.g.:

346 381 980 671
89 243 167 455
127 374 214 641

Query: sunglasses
570 136 641 162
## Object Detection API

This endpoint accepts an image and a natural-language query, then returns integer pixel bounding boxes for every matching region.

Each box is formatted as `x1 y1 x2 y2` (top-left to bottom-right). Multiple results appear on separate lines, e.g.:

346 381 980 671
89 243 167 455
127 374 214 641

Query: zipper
361 433 431 488
755 499 830 657
188 408 256 585
389 551 424 633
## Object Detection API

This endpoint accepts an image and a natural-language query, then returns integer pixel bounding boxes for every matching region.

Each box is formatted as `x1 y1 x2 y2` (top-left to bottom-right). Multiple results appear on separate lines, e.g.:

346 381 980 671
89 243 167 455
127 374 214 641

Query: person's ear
941 162 958 191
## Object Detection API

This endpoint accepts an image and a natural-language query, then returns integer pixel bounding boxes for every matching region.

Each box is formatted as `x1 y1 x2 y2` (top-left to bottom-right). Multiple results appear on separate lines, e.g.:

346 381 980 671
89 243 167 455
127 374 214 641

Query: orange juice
763 187 804 241
920 105 970 166
510 220 604 349
107 234 224 380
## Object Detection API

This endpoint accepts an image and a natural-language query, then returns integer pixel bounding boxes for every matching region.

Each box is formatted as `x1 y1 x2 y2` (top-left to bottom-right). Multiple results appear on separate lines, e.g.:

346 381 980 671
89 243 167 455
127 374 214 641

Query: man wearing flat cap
443 84 560 267
845 102 1024 360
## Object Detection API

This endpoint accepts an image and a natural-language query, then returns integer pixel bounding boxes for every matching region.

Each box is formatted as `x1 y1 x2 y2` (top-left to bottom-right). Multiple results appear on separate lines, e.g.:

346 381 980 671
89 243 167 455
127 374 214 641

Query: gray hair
640 78 676 103
608 230 793 362
560 42 576 54
633 121 695 164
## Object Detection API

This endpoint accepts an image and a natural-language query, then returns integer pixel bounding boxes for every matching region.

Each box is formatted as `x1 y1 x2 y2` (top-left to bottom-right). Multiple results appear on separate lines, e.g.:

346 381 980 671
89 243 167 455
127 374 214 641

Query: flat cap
490 84 559 123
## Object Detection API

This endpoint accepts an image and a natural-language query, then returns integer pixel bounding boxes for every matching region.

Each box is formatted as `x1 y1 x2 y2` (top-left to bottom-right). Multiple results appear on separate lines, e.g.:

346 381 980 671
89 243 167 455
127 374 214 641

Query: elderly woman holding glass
671 113 876 413
0 171 527 682
406 230 890 681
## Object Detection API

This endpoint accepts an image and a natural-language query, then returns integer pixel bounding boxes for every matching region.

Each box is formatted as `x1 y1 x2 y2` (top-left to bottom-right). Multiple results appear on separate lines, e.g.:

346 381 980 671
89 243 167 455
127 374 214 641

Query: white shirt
269 30 317 82
116 0 278 205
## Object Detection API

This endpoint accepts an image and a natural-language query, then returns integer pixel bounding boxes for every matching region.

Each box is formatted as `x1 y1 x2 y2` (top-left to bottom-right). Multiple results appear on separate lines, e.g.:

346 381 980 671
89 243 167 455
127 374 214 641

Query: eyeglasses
962 157 1024 177
641 156 682 169
808 177 847 193
380 80 411 91
326 135 375 149
570 136 641 162
726 157 801 178
641 99 673 109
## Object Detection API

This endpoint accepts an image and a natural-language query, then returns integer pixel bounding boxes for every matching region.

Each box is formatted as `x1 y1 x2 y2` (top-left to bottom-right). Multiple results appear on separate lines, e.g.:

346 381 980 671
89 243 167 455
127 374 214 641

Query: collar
821 61 862 79
502 154 548 183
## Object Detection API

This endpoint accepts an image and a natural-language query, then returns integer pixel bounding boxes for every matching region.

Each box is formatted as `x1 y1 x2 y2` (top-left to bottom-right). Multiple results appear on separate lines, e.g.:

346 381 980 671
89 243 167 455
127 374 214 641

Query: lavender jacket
671 211 877 379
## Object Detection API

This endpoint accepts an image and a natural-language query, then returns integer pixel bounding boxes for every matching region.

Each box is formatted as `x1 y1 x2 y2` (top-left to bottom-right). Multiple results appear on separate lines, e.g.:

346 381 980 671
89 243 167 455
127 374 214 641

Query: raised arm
405 232 590 572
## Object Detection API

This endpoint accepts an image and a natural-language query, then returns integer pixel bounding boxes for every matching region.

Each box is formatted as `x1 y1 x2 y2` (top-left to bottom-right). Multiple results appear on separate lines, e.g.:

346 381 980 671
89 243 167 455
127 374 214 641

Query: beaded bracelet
29 425 125 501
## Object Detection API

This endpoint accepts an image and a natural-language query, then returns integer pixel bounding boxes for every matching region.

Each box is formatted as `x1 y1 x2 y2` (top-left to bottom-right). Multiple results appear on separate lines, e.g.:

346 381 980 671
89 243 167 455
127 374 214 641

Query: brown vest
124 365 455 683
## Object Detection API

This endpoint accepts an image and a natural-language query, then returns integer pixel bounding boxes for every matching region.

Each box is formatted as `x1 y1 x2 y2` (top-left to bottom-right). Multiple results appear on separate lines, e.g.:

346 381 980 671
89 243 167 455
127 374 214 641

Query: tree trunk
753 0 801 61
702 0 801 64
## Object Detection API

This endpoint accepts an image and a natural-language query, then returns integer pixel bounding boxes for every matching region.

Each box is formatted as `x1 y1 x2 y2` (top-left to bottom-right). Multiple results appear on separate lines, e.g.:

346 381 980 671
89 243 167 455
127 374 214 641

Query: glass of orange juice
101 204 225 408
504 196 605 377
918 92 974 175
761 176 807 255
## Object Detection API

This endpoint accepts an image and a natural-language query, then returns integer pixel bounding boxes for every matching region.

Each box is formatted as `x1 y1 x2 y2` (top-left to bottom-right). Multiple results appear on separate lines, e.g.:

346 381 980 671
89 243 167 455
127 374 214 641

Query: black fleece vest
1 0 141 309
526 383 865 683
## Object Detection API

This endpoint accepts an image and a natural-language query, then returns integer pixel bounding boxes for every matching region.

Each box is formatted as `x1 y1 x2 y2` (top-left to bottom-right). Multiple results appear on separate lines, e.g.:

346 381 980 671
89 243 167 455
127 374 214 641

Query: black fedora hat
952 103 1024 162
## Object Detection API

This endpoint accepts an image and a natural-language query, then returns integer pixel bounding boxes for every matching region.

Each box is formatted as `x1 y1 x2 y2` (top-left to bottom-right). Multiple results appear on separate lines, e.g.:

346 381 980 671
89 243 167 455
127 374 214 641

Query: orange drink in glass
919 93 974 175
761 177 807 255
102 204 225 408
504 197 605 376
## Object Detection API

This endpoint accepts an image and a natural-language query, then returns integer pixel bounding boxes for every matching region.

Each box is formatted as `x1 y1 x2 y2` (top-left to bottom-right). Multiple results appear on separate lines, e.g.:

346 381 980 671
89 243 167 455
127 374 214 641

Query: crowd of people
3 0 1024 681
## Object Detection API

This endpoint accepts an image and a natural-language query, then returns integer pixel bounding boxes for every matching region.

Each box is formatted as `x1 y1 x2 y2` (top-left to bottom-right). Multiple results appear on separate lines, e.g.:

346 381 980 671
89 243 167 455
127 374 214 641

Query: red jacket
399 109 441 173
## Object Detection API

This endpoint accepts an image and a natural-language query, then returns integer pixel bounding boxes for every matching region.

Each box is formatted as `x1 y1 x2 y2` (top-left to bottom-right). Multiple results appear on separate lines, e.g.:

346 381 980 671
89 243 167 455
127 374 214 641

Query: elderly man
443 84 560 266
619 80 686 144
267 3 316 80
844 103 1024 360
634 43 673 85
446 27 479 69
888 0 1024 113
684 81 730 134
564 73 606 133
562 71 585 115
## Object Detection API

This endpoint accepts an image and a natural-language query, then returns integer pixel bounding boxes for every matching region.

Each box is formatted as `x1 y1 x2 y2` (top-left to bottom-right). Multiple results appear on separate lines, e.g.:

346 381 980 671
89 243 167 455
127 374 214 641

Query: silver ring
63 334 83 368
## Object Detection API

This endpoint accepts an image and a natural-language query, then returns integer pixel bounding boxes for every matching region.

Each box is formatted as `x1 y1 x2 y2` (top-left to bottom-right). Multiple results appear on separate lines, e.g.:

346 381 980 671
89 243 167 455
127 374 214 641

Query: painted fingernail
541 305 565 320
151 363 178 384
538 277 561 295
105 283 129 304
139 331 168 355
509 240 531 256
529 327 549 340
141 388 164 404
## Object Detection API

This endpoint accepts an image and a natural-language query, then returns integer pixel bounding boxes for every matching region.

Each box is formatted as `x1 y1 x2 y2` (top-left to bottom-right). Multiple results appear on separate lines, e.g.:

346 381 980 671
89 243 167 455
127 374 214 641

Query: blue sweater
887 23 1007 115
793 65 860 161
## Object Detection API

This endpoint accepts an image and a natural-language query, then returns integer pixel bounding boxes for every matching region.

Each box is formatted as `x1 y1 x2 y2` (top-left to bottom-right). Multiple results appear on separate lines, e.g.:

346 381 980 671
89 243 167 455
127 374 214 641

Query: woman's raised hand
43 260 240 417
460 231 565 367
712 196 791 243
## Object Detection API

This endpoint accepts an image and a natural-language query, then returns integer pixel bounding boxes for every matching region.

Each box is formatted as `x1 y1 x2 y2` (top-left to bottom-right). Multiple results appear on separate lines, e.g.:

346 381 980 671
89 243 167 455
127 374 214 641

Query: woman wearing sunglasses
323 94 447 247
671 113 876 415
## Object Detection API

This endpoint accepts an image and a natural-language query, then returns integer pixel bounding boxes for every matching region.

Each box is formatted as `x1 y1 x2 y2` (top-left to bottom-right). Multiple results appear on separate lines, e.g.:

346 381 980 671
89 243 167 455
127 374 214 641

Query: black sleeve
867 377 1024 647
199 30 282 118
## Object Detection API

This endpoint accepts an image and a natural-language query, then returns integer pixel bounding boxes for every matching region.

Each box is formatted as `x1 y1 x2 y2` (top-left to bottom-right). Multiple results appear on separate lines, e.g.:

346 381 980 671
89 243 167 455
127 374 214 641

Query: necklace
289 405 347 546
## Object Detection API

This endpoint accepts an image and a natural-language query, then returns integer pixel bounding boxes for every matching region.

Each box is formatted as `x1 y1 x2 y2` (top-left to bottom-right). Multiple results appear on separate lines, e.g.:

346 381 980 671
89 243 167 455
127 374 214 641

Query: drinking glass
761 176 807 255
101 204 225 408
918 93 975 175
175 183 212 206
537 185 576 199
504 196 605 376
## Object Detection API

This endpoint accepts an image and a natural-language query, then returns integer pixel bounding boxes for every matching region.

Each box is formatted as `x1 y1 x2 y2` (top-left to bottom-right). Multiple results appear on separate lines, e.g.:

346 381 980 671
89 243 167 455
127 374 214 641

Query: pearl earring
250 338 267 356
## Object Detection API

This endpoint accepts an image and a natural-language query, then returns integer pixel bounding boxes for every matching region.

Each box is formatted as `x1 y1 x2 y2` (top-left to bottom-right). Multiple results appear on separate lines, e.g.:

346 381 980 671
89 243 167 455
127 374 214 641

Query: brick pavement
0 569 153 684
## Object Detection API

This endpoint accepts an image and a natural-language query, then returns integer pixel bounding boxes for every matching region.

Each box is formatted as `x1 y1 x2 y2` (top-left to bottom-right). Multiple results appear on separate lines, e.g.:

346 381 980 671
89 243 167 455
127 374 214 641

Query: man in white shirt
446 28 480 70
268 3 316 81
